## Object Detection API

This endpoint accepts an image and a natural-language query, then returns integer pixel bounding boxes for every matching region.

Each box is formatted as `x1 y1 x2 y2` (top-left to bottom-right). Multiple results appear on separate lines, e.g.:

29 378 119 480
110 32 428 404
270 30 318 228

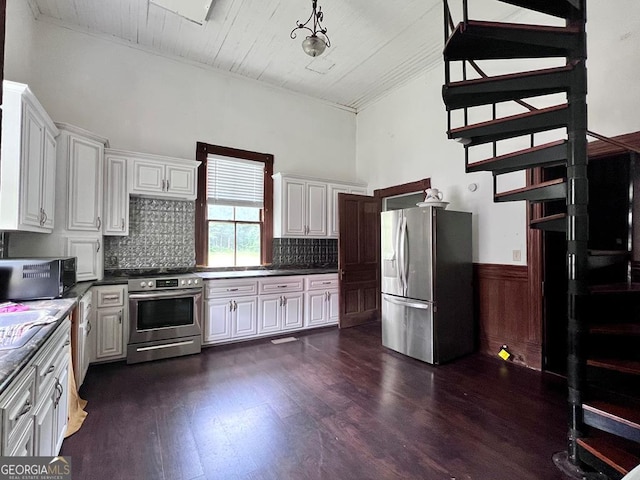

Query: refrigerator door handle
394 217 404 291
383 294 431 310
399 216 408 295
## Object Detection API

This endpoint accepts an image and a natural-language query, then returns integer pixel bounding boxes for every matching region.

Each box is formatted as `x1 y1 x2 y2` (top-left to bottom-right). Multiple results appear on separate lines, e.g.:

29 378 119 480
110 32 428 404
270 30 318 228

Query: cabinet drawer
259 276 304 294
0 367 36 450
95 286 126 307
305 274 339 290
205 279 258 299
32 320 70 399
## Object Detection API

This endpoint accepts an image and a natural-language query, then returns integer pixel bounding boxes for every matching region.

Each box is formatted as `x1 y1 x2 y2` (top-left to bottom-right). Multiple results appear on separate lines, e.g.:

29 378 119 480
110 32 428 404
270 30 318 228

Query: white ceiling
26 0 528 111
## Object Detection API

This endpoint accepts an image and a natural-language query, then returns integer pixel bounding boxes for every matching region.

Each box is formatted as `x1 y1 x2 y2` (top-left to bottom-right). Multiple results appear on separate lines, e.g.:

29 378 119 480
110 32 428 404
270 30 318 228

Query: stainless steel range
127 274 203 364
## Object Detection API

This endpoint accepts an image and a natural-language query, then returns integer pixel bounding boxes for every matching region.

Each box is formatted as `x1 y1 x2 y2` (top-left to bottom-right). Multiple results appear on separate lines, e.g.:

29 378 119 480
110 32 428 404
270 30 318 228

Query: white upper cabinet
0 81 59 232
119 149 199 200
273 173 367 238
56 124 108 232
103 152 129 236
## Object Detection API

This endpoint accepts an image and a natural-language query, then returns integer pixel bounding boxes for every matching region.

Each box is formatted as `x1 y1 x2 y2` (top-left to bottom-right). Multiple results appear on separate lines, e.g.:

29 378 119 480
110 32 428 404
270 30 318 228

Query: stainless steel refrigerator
381 206 473 364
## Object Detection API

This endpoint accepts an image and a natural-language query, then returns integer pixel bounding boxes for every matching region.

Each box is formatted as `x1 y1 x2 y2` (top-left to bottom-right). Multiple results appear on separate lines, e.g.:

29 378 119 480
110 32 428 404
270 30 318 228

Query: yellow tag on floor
498 349 511 361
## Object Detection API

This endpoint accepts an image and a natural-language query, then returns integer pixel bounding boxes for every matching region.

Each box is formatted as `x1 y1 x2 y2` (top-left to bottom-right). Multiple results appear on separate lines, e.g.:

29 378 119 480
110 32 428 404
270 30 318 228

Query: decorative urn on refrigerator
380 206 473 364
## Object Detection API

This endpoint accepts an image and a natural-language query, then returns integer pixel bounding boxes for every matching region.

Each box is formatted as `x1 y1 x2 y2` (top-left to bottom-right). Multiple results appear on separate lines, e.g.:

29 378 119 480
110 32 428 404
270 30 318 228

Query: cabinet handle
166 180 170 191
233 301 237 311
103 294 119 300
277 285 287 289
96 239 101 252
97 216 102 230
227 288 239 292
121 218 125 230
118 311 122 324
229 301 233 312
44 365 55 376
87 320 92 334
279 296 283 307
17 399 32 419
322 282 332 285
162 179 166 191
54 380 63 407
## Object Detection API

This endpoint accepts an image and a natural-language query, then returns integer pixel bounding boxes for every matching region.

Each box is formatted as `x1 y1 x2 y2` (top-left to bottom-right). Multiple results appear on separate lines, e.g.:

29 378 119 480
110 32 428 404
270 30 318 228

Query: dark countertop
0 297 77 393
196 268 338 280
97 268 338 283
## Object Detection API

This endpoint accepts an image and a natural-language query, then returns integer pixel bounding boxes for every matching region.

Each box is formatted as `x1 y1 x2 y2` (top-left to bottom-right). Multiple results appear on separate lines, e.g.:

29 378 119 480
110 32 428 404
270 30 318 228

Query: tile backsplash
104 197 195 270
272 238 337 267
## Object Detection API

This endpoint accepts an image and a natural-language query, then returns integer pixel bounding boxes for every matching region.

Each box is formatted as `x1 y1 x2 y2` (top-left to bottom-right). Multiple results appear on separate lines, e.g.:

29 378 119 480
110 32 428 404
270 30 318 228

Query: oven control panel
128 274 202 292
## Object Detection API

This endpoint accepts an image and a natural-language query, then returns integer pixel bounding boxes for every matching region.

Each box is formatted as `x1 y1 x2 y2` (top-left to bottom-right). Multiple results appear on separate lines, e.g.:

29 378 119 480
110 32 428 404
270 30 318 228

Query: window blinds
206 155 264 208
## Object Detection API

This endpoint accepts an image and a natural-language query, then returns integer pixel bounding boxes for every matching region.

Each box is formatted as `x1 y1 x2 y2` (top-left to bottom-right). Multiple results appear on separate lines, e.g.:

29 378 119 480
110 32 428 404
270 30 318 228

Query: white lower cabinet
92 285 127 361
257 293 304 334
0 318 71 457
304 274 339 327
203 273 337 346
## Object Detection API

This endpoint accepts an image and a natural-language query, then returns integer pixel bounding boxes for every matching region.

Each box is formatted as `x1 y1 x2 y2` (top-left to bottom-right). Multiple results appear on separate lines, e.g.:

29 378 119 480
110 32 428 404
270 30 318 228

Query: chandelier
290 0 331 57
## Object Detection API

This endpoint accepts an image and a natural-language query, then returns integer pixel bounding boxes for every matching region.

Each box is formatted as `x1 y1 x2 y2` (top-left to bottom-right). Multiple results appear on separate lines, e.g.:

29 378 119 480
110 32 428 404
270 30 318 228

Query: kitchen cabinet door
41 129 57 230
67 134 104 231
232 296 258 338
67 236 103 281
95 307 124 359
33 382 55 457
165 164 197 198
104 155 129 235
327 289 339 324
131 160 165 194
258 295 281 334
53 362 69 454
203 299 233 344
281 293 304 331
20 104 46 229
305 290 328 327
306 182 327 237
282 178 306 236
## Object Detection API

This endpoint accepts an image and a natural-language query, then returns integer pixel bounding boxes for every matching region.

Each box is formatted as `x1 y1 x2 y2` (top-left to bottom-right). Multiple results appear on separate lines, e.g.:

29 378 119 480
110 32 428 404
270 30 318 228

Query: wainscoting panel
474 263 542 370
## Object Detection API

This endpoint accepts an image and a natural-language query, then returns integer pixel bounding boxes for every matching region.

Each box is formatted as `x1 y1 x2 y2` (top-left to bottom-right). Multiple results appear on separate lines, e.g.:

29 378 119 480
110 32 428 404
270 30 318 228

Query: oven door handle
129 289 202 300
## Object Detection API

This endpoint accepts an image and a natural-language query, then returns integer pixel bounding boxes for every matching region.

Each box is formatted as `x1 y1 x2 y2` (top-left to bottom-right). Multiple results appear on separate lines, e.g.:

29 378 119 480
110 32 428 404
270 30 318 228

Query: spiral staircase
442 1 640 478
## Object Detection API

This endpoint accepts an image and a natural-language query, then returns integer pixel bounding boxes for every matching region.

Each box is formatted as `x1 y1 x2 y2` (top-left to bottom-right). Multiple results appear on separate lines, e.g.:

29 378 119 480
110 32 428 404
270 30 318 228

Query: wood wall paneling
474 263 541 370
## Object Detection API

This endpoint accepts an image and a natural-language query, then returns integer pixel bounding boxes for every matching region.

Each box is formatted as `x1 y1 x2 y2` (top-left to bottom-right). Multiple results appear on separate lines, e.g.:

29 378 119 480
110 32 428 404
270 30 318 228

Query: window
195 143 273 267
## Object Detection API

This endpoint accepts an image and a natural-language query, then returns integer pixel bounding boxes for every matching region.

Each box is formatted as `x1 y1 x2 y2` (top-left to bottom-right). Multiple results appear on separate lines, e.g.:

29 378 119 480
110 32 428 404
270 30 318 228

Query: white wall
4 0 358 183
356 0 640 265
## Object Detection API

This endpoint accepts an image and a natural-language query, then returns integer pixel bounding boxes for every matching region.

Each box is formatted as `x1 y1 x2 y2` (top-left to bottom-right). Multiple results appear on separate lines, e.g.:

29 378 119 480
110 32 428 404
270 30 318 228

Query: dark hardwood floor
62 322 571 480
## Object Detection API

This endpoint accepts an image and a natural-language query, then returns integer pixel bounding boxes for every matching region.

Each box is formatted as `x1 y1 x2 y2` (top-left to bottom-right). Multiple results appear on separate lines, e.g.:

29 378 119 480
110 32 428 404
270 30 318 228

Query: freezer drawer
381 294 434 364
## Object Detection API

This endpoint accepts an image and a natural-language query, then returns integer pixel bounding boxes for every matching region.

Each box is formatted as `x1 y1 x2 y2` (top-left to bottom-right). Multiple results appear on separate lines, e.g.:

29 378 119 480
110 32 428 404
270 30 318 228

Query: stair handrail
443 0 640 157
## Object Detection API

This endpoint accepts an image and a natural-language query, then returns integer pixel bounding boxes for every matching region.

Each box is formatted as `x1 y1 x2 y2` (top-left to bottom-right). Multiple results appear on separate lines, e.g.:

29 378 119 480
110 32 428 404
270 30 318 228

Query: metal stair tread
587 358 640 376
590 324 640 336
448 104 569 146
577 436 640 476
495 178 566 203
498 0 582 19
467 140 567 174
444 20 581 61
443 65 575 110
529 213 567 232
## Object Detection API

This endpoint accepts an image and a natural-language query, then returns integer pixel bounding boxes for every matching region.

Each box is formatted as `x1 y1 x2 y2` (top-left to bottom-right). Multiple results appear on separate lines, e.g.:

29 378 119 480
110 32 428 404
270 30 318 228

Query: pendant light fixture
290 0 331 57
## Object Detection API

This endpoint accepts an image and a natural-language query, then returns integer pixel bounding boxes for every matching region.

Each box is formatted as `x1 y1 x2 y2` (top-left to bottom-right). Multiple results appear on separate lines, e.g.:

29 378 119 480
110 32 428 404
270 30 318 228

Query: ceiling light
290 0 331 58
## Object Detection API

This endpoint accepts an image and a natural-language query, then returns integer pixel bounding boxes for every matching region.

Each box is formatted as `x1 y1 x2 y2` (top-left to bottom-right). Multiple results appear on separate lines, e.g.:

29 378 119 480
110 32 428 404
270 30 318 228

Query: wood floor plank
62 322 569 480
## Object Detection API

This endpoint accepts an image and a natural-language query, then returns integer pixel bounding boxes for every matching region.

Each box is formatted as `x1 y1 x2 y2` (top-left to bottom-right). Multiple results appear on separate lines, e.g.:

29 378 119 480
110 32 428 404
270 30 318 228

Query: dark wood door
338 193 380 328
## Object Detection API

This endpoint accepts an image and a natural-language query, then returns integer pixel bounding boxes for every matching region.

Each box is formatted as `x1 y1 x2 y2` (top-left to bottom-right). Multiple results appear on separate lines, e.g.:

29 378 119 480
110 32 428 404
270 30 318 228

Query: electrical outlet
512 249 521 261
